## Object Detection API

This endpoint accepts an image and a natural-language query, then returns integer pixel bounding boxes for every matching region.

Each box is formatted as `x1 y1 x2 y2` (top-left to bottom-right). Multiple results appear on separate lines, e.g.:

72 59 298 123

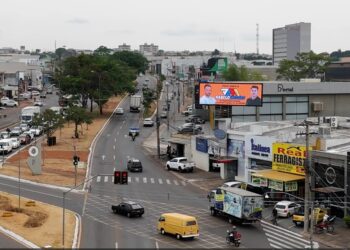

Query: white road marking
150 178 155 184
135 177 139 183
104 176 108 182
115 138 117 142
143 177 147 183
181 181 186 186
128 177 131 183
173 180 179 185
124 135 128 138
96 176 101 183
113 155 115 160
166 179 171 185
120 126 123 129
158 178 163 184
113 167 115 171
155 241 159 249
117 132 119 135
115 241 118 249
102 155 105 160
113 145 115 150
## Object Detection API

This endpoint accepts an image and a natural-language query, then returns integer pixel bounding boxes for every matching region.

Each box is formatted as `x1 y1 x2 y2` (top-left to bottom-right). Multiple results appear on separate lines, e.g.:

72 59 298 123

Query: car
274 201 300 217
292 207 328 226
9 137 20 149
127 158 143 172
0 131 10 139
221 181 242 188
129 127 140 136
19 92 31 100
0 97 9 102
22 131 35 140
1 99 18 107
114 108 124 115
0 139 13 154
160 111 167 119
143 118 154 127
34 100 44 106
186 116 205 124
182 107 192 116
10 127 22 137
29 126 43 136
177 125 202 134
19 124 29 132
40 92 47 98
18 134 31 145
46 88 53 94
166 157 195 172
182 123 202 131
31 91 40 96
185 115 200 122
111 201 144 217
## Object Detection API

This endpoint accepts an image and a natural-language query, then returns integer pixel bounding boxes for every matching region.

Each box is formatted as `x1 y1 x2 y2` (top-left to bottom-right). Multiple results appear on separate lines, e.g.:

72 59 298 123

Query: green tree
65 106 92 138
32 110 65 144
277 51 331 81
222 64 240 80
112 51 149 73
212 49 221 56
94 46 113 56
222 64 266 81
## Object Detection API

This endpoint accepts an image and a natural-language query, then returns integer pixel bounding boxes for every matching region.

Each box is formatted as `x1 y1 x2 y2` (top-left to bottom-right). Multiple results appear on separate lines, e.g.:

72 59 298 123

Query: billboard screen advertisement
272 143 311 175
199 82 263 106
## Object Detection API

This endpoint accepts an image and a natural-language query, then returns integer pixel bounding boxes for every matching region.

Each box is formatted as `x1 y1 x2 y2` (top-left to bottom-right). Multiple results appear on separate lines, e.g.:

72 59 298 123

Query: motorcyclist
131 132 136 141
228 226 238 242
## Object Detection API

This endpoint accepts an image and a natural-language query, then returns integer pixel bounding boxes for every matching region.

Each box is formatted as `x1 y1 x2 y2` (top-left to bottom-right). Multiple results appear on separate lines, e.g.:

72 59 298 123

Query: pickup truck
166 157 195 172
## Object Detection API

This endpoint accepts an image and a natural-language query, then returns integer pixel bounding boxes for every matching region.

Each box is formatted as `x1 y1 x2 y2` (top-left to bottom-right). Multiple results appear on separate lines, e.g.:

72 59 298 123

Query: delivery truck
130 95 142 112
208 187 263 224
20 106 41 125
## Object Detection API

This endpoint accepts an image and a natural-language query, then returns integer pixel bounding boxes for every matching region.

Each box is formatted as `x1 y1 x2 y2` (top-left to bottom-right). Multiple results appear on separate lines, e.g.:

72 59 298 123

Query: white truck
49 106 63 115
165 157 195 172
21 106 41 124
130 95 142 113
208 187 263 224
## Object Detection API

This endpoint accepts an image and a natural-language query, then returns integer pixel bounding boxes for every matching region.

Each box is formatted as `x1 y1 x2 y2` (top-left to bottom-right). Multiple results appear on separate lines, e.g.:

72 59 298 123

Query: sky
0 0 349 54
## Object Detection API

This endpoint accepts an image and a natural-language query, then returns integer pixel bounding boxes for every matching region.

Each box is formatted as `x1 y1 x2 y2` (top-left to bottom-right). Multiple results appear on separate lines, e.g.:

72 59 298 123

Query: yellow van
157 213 199 240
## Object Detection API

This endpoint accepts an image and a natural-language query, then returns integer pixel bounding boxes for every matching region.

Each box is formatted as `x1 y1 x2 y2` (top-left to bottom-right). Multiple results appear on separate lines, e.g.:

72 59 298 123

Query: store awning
251 170 304 182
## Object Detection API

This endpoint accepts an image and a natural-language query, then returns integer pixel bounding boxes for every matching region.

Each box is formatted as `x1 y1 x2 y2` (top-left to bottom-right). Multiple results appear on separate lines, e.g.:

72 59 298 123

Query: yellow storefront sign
272 143 311 176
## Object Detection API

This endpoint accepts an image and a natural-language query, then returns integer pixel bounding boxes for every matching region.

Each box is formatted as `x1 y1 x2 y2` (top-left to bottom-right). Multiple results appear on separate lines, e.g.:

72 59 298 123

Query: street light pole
166 82 169 131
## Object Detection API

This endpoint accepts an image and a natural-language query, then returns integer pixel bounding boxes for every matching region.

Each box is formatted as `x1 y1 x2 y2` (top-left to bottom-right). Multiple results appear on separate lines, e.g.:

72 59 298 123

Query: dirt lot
0 191 75 248
0 95 124 187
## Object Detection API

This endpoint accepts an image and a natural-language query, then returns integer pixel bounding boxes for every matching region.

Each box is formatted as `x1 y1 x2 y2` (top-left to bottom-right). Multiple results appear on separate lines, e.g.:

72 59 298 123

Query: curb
72 213 81 248
0 225 39 248
302 232 342 249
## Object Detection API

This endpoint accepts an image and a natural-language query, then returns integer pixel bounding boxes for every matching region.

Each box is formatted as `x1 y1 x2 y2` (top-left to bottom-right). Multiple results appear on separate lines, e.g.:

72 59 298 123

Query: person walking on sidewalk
272 207 278 225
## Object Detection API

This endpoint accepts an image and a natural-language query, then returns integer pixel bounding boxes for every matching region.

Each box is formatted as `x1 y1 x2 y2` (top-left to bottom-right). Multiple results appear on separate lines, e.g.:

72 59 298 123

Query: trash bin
52 136 56 145
47 137 54 146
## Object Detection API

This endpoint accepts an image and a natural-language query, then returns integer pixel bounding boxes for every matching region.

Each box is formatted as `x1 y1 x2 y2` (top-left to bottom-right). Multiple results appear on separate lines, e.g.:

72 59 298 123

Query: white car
0 139 13 154
9 137 20 149
166 157 195 172
34 100 44 106
274 201 300 217
31 91 40 96
221 181 242 188
19 124 30 132
19 92 31 100
0 131 10 139
29 126 43 136
114 108 124 115
22 131 35 140
1 99 18 107
143 118 154 127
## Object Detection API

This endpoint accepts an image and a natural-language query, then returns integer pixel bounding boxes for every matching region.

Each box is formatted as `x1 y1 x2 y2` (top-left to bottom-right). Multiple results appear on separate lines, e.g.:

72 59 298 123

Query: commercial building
139 43 159 55
118 43 131 51
273 22 311 65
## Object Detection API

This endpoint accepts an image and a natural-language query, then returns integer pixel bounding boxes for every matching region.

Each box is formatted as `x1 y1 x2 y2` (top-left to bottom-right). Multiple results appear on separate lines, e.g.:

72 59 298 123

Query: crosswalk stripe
158 178 163 184
135 177 139 183
173 180 179 185
104 176 108 182
128 177 131 183
181 181 186 186
150 178 155 184
266 233 302 248
261 220 309 240
96 176 101 183
166 179 171 185
261 222 310 244
143 177 147 183
270 243 283 249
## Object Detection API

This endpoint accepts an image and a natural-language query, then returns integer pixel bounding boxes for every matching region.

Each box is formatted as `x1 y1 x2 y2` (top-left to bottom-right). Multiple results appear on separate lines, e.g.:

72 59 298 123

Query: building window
286 96 308 120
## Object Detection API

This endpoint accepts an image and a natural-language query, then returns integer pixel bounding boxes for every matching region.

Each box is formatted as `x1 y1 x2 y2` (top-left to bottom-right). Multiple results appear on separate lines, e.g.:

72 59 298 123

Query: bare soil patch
0 191 75 248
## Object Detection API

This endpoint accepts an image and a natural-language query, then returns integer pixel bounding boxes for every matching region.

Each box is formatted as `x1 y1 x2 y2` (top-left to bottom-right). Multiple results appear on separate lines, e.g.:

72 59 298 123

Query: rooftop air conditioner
312 102 324 112
330 117 338 128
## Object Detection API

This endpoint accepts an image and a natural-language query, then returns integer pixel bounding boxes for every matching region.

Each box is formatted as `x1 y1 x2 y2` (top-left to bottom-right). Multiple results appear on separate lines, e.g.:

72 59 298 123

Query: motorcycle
226 230 241 247
314 215 336 234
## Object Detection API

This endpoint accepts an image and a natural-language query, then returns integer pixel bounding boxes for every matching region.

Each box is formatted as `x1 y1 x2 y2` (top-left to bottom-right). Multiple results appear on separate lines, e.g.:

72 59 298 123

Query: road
79 76 275 249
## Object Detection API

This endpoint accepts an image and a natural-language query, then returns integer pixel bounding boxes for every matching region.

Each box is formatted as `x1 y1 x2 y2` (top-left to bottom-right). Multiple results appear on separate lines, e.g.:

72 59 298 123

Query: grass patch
143 101 157 118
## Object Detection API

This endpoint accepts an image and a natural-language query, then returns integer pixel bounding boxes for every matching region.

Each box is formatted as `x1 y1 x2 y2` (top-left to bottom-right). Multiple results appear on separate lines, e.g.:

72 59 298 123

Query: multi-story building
139 43 158 55
118 43 131 51
273 22 311 65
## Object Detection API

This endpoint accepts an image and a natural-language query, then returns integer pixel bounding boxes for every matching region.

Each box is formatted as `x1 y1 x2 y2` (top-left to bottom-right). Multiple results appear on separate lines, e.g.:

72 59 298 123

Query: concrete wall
191 136 209 171
309 94 350 117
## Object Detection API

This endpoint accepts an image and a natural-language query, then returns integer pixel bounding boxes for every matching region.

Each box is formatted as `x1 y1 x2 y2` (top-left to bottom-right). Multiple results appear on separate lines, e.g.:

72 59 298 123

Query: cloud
66 18 89 24
161 28 224 38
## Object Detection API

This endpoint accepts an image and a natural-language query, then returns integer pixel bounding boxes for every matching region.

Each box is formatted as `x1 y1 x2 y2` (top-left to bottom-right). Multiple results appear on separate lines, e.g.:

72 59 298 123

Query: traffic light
121 171 128 184
114 171 121 184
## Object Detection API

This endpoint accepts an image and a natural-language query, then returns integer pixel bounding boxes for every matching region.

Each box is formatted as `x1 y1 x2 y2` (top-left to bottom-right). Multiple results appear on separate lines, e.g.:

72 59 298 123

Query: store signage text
250 138 271 158
277 84 294 93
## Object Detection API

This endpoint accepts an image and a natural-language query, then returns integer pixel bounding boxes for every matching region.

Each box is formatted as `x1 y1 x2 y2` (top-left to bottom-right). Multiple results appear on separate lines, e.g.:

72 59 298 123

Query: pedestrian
272 207 278 225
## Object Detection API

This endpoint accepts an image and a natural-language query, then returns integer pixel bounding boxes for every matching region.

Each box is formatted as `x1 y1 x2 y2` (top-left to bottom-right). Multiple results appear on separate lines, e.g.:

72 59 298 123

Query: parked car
0 97 9 102
40 92 47 98
127 158 143 172
186 116 205 124
181 107 192 116
9 137 20 149
143 118 154 127
0 131 10 139
292 207 328 226
160 111 167 119
185 115 200 123
274 201 300 217
1 99 18 107
182 123 202 131
114 108 124 115
34 100 44 106
111 201 144 217
31 90 40 96
166 157 195 172
19 92 31 100
18 134 31 145
10 127 22 137
0 139 13 154
177 125 202 134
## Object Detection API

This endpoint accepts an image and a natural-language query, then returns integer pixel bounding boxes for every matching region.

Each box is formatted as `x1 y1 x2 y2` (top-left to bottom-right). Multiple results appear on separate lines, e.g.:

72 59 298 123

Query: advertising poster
272 143 311 175
199 82 263 106
227 139 245 158
223 191 242 218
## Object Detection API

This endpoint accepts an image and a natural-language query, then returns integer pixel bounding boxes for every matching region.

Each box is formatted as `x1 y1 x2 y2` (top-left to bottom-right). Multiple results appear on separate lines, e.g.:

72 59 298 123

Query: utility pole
156 78 161 159
166 82 169 131
304 122 311 234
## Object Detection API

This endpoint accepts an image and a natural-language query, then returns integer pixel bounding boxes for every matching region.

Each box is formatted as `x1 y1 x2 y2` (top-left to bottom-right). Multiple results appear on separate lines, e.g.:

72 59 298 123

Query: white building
118 43 131 51
139 43 159 55
273 22 311 65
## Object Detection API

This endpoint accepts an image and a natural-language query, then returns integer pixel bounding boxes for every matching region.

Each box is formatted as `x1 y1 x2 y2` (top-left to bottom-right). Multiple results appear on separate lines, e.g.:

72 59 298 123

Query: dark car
111 201 144 217
185 115 200 123
40 92 47 98
127 158 143 172
19 134 31 145
178 125 202 134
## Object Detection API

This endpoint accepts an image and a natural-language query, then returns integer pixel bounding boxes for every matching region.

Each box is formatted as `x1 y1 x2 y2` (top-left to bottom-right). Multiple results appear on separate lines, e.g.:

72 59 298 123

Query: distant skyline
0 0 349 54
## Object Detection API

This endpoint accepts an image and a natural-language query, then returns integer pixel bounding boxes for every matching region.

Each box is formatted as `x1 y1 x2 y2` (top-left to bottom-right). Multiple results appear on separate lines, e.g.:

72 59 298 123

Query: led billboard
199 82 263 106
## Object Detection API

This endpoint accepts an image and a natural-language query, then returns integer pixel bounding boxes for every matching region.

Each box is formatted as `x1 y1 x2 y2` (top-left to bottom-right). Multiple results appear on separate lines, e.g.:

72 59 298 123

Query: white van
0 139 13 154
